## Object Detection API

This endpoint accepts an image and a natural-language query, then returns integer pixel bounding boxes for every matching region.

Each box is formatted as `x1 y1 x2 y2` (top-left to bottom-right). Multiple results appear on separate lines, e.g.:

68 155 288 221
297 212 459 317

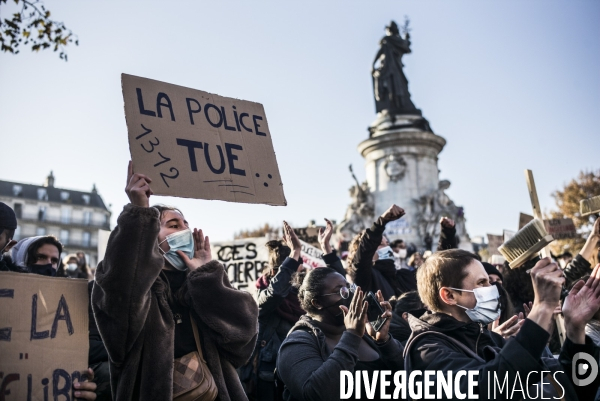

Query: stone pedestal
357 116 447 247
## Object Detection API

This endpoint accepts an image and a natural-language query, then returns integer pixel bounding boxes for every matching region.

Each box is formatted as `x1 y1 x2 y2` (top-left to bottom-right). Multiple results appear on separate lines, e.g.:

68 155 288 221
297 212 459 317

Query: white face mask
67 263 78 272
447 285 501 325
395 248 407 259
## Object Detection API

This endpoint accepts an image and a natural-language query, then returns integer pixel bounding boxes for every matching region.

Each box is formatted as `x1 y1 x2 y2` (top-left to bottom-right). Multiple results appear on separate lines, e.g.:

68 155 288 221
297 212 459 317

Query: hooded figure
12 236 45 267
0 202 23 273
11 235 63 276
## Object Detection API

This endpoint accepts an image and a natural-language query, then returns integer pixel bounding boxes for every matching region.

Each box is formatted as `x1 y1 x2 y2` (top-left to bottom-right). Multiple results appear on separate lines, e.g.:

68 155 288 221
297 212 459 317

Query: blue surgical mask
158 229 194 271
377 246 395 261
448 285 501 325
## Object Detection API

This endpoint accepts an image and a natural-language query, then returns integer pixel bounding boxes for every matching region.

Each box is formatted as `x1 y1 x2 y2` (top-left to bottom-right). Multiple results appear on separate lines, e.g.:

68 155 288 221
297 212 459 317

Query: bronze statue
372 19 420 117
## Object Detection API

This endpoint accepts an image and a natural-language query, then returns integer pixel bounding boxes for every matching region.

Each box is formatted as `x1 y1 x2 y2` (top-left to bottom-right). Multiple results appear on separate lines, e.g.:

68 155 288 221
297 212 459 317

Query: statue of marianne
372 20 420 116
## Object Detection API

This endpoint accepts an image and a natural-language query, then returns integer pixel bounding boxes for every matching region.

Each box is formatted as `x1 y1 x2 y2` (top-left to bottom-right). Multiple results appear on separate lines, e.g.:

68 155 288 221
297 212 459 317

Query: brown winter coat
91 204 258 401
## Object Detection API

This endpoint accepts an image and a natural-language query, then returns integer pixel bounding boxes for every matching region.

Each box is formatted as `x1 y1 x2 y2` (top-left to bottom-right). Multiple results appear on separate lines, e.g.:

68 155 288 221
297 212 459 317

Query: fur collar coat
92 204 258 400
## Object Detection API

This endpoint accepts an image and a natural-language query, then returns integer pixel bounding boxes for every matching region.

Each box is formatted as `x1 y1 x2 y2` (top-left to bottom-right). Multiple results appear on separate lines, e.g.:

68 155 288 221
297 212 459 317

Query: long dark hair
264 240 291 279
25 236 63 267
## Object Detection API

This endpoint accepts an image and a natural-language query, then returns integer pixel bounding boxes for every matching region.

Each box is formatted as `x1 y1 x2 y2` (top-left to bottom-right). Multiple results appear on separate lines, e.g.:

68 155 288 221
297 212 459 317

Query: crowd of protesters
1 162 600 401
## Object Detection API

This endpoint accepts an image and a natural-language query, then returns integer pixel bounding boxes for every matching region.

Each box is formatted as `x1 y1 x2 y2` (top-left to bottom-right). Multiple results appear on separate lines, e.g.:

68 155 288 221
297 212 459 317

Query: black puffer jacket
563 254 592 290
437 224 458 251
276 315 405 401
0 255 27 273
405 311 600 400
348 217 417 300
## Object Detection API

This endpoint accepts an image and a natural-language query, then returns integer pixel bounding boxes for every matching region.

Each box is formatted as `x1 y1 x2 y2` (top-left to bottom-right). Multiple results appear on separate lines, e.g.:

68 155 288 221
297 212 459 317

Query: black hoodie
348 217 417 300
404 311 600 400
0 255 27 273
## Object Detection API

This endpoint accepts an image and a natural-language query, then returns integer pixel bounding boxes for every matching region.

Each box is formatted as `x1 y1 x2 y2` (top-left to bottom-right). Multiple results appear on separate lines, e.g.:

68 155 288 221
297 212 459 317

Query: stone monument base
357 115 472 251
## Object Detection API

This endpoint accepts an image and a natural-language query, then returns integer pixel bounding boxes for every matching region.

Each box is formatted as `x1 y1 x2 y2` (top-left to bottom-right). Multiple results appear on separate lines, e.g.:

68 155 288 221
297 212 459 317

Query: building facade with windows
0 172 111 267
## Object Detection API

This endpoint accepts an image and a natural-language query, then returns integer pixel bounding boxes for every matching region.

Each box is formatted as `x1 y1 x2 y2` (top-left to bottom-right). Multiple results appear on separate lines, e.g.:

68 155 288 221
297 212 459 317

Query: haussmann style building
0 171 111 267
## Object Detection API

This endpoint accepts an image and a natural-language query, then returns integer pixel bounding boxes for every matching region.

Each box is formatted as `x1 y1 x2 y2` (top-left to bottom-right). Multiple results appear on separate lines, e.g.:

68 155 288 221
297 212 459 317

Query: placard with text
122 74 286 206
0 272 89 400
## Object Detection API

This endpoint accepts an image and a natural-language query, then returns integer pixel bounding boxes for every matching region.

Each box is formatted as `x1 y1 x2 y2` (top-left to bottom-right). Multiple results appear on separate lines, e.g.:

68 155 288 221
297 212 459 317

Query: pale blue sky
1 0 599 242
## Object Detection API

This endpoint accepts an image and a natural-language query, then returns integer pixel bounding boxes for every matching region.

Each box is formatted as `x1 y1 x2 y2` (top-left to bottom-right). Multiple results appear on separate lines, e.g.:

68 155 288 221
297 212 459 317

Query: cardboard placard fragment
122 73 286 206
211 238 325 297
0 272 89 400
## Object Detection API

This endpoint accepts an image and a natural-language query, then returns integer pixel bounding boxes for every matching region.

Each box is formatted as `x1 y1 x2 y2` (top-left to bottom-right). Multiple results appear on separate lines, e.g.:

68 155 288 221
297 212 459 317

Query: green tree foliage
0 0 78 60
549 169 600 254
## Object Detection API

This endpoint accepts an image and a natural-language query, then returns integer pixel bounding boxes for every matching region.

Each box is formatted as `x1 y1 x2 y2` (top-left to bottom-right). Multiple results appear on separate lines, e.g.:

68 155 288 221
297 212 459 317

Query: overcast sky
1 0 598 242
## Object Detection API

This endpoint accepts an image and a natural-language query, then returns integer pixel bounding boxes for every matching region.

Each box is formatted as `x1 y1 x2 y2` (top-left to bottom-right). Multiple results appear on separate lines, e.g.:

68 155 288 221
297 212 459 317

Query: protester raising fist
348 203 415 300
380 204 405 223
440 216 455 229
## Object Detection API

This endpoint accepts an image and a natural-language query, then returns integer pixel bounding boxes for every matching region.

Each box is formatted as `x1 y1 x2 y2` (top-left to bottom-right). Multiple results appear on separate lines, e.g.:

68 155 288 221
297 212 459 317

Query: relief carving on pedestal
383 153 407 182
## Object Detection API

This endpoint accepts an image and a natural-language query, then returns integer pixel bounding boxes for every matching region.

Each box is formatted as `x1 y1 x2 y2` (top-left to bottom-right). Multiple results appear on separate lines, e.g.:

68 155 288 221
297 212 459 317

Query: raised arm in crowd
245 218 348 400
404 249 600 400
347 204 418 299
91 162 258 401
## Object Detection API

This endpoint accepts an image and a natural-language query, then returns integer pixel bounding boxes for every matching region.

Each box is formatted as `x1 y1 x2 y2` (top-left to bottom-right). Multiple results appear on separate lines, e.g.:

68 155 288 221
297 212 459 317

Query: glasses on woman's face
320 283 357 299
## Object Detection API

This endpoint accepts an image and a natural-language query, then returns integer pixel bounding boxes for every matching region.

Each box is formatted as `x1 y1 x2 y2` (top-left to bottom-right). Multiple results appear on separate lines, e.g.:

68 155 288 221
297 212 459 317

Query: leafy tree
234 223 281 240
1 0 78 60
549 170 600 254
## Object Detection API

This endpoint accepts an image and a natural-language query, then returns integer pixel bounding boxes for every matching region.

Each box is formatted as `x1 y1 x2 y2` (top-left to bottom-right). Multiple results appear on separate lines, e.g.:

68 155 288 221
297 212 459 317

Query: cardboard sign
299 241 327 269
0 272 89 400
519 213 534 230
122 74 286 206
211 238 327 297
487 234 504 256
544 218 577 239
503 229 516 242
212 237 270 296
293 227 322 249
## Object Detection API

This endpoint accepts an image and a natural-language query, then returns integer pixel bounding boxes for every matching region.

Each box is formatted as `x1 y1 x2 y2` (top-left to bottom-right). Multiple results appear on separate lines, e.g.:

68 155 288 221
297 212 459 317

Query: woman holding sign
92 162 258 401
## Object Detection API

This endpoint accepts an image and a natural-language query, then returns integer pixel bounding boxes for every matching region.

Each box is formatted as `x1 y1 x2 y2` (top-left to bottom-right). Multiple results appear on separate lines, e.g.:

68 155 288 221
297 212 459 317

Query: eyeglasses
320 283 357 299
